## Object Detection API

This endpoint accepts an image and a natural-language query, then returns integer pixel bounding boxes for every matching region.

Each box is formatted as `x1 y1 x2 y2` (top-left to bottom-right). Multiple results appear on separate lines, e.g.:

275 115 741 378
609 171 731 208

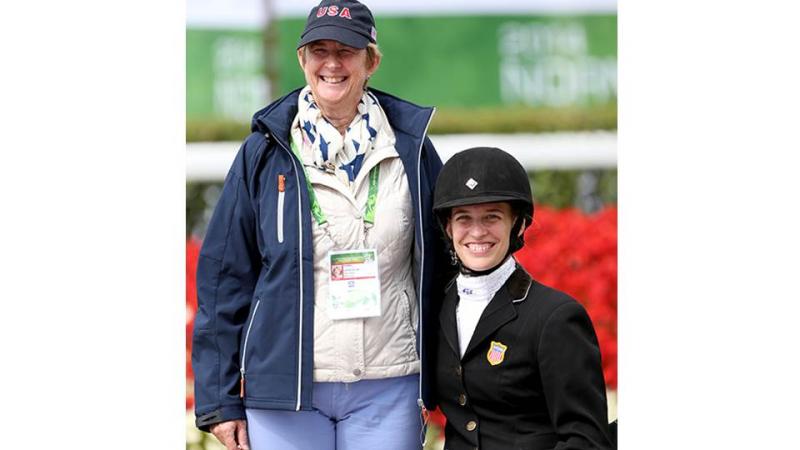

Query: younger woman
432 147 613 449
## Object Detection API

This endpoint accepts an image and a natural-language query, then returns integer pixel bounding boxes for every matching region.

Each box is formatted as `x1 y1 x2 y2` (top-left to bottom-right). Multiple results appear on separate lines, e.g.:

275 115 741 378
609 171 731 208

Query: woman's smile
447 202 516 271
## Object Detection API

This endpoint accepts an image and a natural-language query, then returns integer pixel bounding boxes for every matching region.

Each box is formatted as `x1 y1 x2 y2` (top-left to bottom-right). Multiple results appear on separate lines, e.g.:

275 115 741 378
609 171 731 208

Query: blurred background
185 1 617 448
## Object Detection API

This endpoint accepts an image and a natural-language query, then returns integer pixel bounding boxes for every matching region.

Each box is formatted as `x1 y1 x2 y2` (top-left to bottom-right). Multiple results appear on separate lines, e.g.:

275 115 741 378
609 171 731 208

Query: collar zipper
273 132 306 411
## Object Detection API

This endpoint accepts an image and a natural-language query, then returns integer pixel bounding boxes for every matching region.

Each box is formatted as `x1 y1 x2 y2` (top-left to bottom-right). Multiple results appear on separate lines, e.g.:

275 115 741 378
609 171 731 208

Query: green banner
186 29 269 120
187 14 616 119
278 14 616 108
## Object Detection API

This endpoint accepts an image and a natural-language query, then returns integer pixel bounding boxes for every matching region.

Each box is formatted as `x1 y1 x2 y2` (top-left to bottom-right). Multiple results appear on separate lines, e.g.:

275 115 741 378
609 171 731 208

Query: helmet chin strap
457 256 511 276
452 215 525 276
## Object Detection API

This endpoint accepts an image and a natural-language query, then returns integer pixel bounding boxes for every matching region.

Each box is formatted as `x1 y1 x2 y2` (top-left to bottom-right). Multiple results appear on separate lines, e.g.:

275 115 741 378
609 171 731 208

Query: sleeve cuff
195 404 246 432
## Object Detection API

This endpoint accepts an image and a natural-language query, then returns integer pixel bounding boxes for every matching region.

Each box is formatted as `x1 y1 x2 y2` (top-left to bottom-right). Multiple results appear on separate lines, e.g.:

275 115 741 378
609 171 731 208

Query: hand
209 419 250 450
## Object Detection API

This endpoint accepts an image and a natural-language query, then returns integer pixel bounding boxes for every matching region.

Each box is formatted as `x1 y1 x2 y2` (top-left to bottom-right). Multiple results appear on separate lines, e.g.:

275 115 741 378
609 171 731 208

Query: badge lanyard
290 136 383 320
289 137 380 248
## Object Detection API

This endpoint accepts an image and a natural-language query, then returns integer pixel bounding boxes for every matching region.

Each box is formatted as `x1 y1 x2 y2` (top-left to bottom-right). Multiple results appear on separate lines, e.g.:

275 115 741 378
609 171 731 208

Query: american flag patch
486 341 508 366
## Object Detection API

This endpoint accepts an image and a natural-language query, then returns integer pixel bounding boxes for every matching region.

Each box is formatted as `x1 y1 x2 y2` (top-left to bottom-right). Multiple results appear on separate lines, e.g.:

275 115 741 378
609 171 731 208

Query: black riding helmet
433 147 534 273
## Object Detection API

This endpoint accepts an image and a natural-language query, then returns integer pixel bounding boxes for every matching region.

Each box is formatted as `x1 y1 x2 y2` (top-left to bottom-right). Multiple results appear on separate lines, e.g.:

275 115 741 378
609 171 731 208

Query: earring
449 248 459 266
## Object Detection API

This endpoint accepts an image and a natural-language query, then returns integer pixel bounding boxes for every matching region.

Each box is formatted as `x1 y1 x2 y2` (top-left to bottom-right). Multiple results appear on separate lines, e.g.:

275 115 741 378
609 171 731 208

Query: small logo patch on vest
486 341 507 366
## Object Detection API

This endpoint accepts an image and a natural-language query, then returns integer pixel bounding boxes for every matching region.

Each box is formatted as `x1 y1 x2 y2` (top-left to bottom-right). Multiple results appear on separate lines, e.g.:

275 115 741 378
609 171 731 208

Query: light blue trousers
245 374 422 450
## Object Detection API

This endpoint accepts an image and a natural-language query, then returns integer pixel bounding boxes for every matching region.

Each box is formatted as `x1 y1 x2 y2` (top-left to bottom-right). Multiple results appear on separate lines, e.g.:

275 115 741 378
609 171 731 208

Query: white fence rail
186 131 617 182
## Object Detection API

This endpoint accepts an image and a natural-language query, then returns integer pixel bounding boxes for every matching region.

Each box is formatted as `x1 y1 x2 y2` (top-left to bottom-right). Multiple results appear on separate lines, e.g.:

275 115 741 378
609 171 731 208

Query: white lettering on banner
498 22 616 107
499 21 587 55
214 79 269 120
212 36 270 120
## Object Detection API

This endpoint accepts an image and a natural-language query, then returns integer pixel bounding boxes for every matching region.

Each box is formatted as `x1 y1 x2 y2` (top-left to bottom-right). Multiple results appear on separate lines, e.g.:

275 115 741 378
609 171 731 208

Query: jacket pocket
277 174 286 243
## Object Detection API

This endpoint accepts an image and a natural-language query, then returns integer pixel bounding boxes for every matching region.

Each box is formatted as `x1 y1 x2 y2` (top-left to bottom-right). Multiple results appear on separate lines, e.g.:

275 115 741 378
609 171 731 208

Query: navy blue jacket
192 88 449 430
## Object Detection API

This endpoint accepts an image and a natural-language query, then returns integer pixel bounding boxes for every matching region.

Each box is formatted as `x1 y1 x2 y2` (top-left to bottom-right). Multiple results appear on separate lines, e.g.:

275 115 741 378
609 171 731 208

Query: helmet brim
432 193 531 212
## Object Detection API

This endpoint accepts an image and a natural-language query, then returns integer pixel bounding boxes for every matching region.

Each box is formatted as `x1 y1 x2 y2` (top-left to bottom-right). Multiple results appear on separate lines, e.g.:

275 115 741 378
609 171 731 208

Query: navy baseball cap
297 0 377 50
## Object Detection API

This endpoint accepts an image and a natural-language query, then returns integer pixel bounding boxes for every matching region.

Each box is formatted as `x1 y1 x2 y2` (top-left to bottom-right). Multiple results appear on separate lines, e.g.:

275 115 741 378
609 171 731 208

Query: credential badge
486 341 508 366
465 178 478 190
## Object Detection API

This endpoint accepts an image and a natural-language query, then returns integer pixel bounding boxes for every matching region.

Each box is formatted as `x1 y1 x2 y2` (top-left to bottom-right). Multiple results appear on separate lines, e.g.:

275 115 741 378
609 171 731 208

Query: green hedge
187 104 617 142
532 169 617 209
186 169 617 237
431 104 617 134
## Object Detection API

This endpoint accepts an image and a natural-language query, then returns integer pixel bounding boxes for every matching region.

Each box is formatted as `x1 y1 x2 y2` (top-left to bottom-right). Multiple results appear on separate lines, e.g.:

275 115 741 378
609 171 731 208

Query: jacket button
458 393 467 406
465 420 477 431
456 365 462 376
353 368 361 376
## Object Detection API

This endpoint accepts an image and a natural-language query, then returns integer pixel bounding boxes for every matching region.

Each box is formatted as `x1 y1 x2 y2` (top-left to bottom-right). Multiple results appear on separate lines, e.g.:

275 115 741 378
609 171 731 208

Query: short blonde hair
365 43 382 67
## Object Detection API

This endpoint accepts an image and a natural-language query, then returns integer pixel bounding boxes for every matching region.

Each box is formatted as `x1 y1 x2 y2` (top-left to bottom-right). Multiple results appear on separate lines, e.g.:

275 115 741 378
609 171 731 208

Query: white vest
299 130 419 383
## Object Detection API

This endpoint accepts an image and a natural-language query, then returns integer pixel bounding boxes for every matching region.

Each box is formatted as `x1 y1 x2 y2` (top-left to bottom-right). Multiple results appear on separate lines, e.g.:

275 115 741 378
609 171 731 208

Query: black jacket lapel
462 290 517 358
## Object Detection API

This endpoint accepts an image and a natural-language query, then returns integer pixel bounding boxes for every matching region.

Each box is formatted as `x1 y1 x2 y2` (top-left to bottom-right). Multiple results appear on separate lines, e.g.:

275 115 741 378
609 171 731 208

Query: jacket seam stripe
416 107 436 407
215 173 245 411
295 155 303 411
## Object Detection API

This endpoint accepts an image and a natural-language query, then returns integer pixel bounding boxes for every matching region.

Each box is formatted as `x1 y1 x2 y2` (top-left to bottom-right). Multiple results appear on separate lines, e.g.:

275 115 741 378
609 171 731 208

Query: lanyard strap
290 137 380 227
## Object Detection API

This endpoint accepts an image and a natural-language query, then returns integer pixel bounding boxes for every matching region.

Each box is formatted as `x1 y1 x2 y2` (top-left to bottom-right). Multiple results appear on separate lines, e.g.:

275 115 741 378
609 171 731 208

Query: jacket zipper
273 133 305 411
403 289 419 353
277 174 286 243
415 107 436 412
239 298 262 398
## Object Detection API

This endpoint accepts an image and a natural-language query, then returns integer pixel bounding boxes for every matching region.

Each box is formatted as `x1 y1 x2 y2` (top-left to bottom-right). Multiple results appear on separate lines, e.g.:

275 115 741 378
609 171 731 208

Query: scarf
455 256 517 357
456 256 517 302
290 86 395 185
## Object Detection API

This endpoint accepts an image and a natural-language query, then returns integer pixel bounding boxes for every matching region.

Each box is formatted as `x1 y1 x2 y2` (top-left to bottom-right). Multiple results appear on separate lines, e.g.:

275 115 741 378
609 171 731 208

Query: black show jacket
435 265 613 450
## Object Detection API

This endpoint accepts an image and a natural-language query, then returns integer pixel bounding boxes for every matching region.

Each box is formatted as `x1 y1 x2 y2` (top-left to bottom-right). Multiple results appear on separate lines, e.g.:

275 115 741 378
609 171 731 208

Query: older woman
432 147 614 449
191 1 447 449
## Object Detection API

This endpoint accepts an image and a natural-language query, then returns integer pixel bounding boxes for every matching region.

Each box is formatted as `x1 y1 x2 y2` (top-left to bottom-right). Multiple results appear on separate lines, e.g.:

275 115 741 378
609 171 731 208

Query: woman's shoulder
369 88 434 130
517 279 596 345
519 272 587 318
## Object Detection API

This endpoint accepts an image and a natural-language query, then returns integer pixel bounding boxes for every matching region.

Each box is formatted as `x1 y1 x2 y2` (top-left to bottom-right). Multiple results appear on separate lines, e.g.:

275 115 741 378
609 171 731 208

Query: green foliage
187 105 617 142
597 169 618 205
530 170 579 209
187 119 251 143
431 104 617 135
186 183 217 238
186 169 617 237
529 169 617 210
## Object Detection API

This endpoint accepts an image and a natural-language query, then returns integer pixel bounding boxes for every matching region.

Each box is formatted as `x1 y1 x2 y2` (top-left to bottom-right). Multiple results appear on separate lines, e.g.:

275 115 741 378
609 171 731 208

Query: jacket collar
439 264 533 359
506 263 533 302
251 87 434 157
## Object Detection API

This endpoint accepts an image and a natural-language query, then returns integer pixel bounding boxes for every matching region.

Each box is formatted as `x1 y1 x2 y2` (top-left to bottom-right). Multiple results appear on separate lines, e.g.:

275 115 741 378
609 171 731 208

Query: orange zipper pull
278 174 285 192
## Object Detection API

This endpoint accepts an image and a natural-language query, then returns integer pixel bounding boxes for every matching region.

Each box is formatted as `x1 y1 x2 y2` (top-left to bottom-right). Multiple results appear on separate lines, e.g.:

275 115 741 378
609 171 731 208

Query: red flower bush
514 205 617 388
186 237 201 411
